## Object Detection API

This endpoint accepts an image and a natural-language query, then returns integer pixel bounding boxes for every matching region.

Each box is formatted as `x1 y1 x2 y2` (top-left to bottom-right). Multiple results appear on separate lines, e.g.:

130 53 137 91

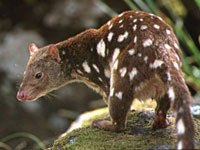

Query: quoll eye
35 72 43 79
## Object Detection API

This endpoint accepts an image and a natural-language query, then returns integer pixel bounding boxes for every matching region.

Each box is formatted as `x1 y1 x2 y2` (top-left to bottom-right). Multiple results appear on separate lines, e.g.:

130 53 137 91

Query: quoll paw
152 117 170 129
92 119 124 132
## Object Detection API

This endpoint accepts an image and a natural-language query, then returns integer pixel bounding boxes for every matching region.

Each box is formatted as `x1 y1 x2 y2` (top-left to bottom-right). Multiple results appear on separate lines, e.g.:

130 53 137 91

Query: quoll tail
172 82 195 149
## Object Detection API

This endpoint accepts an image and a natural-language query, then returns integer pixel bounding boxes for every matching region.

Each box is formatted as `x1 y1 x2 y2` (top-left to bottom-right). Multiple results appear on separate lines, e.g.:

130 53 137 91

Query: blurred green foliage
0 132 45 150
195 0 200 8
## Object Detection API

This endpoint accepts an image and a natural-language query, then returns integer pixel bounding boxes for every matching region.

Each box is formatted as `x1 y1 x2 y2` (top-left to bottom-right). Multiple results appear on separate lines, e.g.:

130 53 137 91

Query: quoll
17 11 195 149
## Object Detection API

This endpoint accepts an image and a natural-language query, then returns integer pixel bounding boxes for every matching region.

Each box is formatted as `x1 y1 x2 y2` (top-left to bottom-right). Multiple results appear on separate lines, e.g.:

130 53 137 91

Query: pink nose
17 91 28 101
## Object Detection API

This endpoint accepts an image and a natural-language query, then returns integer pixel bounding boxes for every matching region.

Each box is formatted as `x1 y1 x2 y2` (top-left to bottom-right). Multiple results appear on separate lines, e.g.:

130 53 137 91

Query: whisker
15 81 21 88
45 93 59 100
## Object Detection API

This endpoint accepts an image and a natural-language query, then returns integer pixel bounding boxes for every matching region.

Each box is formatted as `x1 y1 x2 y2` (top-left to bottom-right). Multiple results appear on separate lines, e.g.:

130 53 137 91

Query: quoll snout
17 90 28 101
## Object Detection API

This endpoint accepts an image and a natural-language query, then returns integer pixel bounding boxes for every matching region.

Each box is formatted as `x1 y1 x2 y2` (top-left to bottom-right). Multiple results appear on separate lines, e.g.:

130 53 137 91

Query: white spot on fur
179 107 184 113
106 48 109 56
62 51 66 55
109 24 113 30
92 64 100 73
166 72 171 81
110 73 114 91
181 76 185 83
150 13 163 21
153 24 160 29
164 44 171 50
150 60 164 68
139 18 143 21
118 19 123 23
112 48 120 63
144 56 148 63
115 91 123 100
173 62 179 70
77 69 83 74
129 67 138 80
168 87 175 101
177 119 185 135
143 39 153 47
138 53 142 57
166 29 171 35
117 31 129 42
175 54 180 62
149 13 156 17
119 67 127 77
174 42 179 49
119 24 124 28
107 21 111 26
107 32 114 42
82 61 91 73
97 39 106 57
177 141 183 150
133 19 137 23
98 77 103 82
157 16 163 21
118 13 123 17
180 62 182 67
174 111 177 118
133 24 137 31
104 69 111 78
113 60 119 70
110 88 114 97
134 36 137 43
141 25 148 30
128 48 135 55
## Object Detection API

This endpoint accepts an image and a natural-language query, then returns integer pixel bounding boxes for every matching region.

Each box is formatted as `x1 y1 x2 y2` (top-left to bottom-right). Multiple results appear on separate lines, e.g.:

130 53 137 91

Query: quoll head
17 43 67 101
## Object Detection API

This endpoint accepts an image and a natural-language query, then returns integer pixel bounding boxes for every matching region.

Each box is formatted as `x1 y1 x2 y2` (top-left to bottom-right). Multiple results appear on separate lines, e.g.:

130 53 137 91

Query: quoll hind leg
153 93 171 129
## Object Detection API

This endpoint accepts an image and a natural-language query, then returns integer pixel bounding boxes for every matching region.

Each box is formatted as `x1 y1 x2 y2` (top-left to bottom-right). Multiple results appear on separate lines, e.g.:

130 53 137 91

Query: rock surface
0 29 45 80
50 100 200 150
44 0 104 28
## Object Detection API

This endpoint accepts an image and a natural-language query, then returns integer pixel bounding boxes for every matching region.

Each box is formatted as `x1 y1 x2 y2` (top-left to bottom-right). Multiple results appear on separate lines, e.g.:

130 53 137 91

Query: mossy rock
51 100 200 150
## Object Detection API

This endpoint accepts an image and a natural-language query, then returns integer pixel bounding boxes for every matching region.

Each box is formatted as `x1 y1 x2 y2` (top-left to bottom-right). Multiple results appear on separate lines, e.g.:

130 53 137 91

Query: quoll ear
29 43 39 55
48 44 61 63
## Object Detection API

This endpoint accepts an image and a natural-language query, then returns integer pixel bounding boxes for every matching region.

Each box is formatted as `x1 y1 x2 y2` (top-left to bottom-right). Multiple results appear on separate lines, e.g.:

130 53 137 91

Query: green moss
51 101 200 150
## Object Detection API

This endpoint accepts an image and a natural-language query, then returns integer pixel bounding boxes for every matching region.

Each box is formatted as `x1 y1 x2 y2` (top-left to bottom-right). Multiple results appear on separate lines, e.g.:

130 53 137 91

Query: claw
153 111 170 129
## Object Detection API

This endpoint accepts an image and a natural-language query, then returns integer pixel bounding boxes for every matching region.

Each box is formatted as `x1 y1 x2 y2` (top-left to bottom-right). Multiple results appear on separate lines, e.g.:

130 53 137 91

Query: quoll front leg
93 67 133 132
92 101 132 132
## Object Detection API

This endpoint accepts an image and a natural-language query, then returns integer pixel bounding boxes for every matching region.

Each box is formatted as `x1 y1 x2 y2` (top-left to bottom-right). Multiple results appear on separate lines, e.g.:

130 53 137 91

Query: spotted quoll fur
17 11 194 149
